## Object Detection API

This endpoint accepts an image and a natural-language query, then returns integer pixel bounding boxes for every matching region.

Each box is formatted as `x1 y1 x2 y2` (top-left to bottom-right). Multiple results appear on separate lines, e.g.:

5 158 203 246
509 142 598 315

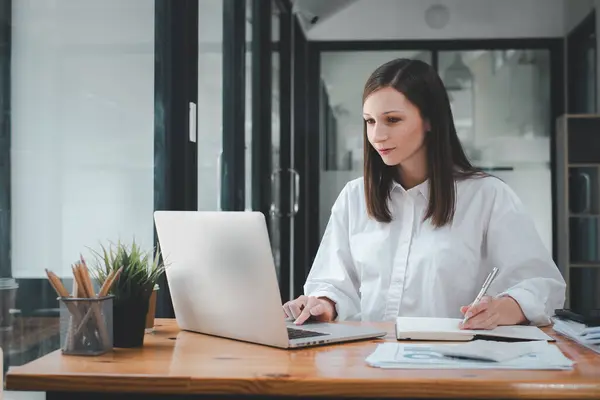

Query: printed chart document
395 317 554 342
366 341 574 370
430 340 553 362
551 317 600 355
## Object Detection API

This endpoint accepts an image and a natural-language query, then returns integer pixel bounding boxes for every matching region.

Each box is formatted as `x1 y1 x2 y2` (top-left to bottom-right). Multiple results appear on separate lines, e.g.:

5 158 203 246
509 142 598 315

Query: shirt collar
392 179 429 200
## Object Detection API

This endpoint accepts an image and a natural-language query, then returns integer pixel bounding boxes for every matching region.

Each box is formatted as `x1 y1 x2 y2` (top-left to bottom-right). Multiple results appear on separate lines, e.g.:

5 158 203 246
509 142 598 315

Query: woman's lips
378 147 395 155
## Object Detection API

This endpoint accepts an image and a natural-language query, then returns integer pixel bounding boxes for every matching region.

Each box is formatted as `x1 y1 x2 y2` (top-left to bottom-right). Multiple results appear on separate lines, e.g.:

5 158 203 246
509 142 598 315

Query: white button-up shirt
304 176 566 326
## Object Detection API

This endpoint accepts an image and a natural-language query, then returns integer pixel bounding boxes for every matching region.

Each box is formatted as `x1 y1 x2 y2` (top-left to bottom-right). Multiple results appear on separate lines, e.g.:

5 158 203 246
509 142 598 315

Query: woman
283 58 566 330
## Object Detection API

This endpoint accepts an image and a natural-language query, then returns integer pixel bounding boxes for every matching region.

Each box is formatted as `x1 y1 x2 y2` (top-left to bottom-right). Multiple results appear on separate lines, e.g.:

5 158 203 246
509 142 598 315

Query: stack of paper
552 317 600 355
365 341 574 370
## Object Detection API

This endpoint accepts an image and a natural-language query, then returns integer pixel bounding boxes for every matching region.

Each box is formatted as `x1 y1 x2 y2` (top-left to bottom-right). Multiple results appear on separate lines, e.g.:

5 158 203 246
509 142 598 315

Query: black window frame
567 10 596 114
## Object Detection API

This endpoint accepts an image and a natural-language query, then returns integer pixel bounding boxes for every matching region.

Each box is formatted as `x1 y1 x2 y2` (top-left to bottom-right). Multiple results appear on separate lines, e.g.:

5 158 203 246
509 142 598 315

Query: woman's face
363 87 429 167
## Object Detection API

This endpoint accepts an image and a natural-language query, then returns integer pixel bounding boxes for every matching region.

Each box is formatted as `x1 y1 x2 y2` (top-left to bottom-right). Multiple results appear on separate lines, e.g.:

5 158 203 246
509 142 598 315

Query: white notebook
395 317 554 342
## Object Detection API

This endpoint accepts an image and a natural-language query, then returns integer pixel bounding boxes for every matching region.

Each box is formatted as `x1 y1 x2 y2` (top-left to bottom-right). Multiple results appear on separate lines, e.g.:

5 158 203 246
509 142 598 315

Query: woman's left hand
459 296 527 330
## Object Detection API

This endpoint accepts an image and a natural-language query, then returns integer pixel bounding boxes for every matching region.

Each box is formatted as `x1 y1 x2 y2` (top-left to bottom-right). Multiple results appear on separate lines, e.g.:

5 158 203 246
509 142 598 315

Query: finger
464 297 491 320
282 303 293 319
467 311 499 330
462 311 488 329
295 297 319 325
288 298 307 319
463 308 497 330
460 301 478 316
289 303 302 319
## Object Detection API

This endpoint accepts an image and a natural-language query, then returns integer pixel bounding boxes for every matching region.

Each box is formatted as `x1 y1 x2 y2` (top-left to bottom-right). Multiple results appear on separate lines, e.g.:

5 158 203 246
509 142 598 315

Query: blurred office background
0 0 598 398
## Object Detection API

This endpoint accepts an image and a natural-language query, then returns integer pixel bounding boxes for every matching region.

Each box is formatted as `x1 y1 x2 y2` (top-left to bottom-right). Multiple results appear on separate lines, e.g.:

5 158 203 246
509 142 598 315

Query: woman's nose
372 124 389 142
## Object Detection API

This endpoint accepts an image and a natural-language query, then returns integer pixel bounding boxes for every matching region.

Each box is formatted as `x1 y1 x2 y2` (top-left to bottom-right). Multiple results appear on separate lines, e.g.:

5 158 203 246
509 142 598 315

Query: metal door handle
579 172 591 214
289 168 299 216
189 102 197 143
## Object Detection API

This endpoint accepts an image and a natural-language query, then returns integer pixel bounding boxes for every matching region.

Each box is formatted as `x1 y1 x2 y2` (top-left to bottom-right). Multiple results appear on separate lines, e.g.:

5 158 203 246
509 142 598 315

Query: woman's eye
388 117 400 123
365 119 375 125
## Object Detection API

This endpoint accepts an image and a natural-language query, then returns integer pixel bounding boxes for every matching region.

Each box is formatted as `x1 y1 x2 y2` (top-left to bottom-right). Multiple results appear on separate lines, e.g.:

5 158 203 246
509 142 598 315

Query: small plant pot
145 284 159 333
112 296 150 348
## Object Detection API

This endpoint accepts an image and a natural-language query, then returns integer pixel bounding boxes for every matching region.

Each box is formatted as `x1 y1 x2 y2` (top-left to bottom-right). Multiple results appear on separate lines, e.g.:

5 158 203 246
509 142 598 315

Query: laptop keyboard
287 327 329 340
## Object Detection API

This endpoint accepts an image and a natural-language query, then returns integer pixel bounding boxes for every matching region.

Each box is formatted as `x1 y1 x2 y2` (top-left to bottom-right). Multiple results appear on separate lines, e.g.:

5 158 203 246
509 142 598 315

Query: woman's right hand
283 295 337 325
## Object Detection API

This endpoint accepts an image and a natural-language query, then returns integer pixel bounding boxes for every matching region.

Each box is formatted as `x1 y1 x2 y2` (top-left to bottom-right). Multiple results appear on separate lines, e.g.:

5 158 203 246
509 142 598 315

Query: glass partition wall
1 0 297 393
439 49 553 252
2 0 157 394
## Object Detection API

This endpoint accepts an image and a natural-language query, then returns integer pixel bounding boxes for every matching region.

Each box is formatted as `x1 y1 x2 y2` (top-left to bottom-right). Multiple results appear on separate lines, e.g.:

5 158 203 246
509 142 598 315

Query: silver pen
462 267 499 324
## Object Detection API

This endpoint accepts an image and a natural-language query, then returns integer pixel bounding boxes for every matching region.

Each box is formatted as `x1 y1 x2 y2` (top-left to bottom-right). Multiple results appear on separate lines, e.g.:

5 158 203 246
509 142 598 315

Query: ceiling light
425 4 450 29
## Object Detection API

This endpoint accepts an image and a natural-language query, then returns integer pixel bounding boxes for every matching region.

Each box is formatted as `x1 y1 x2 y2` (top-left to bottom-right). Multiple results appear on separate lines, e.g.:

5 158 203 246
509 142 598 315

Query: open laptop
153 210 387 349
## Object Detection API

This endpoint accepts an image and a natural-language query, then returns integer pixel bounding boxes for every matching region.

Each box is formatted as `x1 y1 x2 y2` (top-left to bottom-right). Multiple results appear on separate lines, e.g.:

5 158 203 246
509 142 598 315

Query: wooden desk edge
185 377 600 399
8 374 600 399
6 373 192 395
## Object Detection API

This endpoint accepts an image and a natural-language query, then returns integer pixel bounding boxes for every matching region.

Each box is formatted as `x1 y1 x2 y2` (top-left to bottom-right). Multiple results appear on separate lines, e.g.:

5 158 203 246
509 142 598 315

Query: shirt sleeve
485 181 566 326
303 183 361 321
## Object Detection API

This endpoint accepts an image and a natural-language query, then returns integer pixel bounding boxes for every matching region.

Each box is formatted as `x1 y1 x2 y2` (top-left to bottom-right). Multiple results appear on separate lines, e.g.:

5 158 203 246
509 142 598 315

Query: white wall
11 0 155 278
306 0 565 41
564 0 600 113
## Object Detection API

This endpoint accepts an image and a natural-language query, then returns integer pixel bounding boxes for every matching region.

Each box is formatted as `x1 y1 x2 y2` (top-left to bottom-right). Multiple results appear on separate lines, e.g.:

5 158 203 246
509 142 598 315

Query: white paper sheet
365 342 574 370
552 318 600 354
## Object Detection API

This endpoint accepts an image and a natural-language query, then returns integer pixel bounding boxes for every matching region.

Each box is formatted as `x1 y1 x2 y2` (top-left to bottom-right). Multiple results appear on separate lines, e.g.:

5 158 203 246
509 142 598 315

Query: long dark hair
363 58 482 227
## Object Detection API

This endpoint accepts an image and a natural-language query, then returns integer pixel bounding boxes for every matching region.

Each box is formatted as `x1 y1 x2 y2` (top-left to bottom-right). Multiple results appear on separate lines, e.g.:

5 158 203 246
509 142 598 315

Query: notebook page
396 317 466 333
396 317 553 341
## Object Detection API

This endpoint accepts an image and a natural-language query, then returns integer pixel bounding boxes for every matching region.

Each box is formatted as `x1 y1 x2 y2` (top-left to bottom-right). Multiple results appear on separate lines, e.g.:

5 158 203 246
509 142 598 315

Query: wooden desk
5 319 600 399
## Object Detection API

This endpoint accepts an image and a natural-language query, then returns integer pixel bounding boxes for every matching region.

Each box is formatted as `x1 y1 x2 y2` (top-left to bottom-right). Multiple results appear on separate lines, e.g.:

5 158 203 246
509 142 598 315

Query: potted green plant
89 239 165 348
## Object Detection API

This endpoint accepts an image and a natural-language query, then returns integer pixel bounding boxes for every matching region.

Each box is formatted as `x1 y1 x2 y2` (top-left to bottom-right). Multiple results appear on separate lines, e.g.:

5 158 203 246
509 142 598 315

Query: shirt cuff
497 287 551 326
305 289 357 321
